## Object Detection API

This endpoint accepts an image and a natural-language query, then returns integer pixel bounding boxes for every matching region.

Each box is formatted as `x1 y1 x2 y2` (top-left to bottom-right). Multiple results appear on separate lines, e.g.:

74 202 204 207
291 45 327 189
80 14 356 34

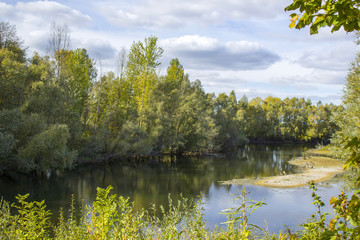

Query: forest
0 21 345 176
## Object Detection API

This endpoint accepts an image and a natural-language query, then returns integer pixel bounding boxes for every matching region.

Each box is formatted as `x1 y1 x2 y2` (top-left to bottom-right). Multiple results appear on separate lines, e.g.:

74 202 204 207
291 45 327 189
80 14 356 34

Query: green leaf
345 137 359 149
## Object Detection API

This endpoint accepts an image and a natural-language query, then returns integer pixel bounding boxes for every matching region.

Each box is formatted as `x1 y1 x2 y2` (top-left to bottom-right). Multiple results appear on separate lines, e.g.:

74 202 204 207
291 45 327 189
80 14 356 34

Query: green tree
0 21 25 61
332 53 360 174
144 58 186 153
87 72 115 131
262 96 283 139
0 48 28 110
66 48 97 118
106 72 138 132
18 124 76 174
214 91 248 151
145 59 217 154
307 102 343 142
285 0 360 34
23 80 82 147
0 109 48 172
281 97 313 141
125 36 163 126
241 97 268 139
0 131 16 172
0 22 30 111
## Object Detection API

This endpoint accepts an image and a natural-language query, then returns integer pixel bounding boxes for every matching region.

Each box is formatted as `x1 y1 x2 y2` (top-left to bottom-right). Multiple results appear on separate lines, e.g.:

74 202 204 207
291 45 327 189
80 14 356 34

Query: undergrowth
0 183 359 239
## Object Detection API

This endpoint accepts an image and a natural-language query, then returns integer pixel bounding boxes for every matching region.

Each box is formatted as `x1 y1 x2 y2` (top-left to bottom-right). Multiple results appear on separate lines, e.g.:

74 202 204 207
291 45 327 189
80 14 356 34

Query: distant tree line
0 22 343 175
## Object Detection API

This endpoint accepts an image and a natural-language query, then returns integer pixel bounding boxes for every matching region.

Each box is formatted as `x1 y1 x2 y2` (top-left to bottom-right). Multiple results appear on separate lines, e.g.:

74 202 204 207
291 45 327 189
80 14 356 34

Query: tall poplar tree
125 36 163 126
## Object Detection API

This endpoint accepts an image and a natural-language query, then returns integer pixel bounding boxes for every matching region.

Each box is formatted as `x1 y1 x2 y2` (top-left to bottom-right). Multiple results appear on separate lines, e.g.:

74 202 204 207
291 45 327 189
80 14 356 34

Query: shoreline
221 156 344 188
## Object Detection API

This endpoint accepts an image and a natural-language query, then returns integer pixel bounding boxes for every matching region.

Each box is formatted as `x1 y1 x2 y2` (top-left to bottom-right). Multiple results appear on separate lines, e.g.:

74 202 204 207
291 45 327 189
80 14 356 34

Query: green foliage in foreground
0 184 359 240
285 0 360 34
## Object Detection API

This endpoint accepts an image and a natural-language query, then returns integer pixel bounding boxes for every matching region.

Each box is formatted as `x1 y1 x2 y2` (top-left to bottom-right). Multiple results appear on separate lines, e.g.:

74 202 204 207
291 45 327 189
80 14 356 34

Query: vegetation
331 50 360 186
0 184 358 239
285 0 360 34
0 21 343 175
1 1 360 237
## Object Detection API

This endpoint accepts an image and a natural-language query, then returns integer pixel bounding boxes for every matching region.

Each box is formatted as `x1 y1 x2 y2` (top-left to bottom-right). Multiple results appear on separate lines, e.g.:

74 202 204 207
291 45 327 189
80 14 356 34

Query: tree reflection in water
1 144 341 232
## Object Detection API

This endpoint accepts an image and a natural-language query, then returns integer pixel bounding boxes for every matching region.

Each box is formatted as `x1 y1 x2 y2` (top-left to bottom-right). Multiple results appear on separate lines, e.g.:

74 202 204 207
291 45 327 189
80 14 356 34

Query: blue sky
1 0 358 104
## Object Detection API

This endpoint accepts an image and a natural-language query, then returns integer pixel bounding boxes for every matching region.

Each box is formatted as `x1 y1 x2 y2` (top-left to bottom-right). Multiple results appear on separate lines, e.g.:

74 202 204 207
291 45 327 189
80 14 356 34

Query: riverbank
221 154 344 188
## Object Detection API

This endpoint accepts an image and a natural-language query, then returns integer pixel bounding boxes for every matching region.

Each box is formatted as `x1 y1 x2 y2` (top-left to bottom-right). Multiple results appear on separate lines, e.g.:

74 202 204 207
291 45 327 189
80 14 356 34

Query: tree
18 124 76 174
285 0 360 34
0 48 28 110
116 48 127 79
145 59 217 154
125 36 164 126
332 53 360 172
0 22 30 110
241 97 268 139
0 21 25 61
281 97 313 140
214 91 248 151
262 96 283 139
48 22 70 78
66 48 97 118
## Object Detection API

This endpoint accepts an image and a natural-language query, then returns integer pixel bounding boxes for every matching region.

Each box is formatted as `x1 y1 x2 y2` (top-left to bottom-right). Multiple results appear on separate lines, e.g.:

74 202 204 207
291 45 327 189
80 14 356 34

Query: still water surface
0 145 345 233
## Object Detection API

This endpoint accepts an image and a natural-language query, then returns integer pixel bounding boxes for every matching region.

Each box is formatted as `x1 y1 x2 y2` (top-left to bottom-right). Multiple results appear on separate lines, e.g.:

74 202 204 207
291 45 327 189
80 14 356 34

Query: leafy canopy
285 0 360 34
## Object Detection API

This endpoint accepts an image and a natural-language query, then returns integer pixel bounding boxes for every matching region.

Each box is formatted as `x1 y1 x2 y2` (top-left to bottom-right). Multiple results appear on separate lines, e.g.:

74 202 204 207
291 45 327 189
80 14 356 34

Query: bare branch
47 21 71 57
116 48 127 79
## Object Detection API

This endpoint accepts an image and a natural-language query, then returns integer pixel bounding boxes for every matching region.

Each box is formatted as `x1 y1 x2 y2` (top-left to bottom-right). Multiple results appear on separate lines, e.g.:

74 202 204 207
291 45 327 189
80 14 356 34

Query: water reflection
0 144 343 232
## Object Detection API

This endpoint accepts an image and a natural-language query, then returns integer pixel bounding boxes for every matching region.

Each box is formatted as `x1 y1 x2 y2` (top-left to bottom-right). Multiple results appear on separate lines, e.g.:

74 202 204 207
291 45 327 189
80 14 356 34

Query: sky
0 0 358 104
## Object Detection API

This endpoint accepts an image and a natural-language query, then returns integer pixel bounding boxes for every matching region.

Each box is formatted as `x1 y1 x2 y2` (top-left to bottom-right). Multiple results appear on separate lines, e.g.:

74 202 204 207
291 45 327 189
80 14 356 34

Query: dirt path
220 156 344 188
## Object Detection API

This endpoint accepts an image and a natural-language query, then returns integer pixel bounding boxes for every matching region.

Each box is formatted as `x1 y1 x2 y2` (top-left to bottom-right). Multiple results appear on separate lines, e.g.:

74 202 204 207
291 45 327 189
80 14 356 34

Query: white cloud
0 2 13 18
0 0 354 104
161 35 280 70
99 0 287 28
162 35 219 51
181 58 346 104
296 44 356 72
0 1 93 55
16 1 91 26
84 39 117 60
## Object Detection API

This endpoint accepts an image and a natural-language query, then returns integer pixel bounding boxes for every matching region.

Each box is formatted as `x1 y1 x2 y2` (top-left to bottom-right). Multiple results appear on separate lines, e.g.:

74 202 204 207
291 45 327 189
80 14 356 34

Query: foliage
0 48 28 110
285 0 360 34
125 36 163 126
0 20 343 174
18 124 77 174
214 91 248 151
237 96 341 143
331 51 360 186
328 190 360 239
297 181 329 239
111 121 154 156
0 194 51 239
1 184 357 239
0 21 25 61
65 48 97 118
0 131 16 172
215 187 266 239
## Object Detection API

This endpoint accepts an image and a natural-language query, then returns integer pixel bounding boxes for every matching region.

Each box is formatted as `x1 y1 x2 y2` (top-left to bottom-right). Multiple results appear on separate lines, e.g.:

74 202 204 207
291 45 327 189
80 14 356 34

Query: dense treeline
0 22 342 175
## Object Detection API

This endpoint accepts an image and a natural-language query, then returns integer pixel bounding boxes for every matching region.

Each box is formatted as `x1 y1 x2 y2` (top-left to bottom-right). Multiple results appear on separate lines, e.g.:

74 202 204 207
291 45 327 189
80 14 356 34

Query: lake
0 145 346 234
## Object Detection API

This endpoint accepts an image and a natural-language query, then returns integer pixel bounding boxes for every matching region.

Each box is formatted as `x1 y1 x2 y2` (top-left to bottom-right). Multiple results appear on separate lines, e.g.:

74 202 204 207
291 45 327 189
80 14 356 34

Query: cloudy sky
1 0 358 104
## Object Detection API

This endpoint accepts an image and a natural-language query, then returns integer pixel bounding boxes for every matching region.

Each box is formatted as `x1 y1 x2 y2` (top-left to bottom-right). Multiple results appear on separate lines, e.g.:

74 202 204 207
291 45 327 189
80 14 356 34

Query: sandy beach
221 156 344 188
